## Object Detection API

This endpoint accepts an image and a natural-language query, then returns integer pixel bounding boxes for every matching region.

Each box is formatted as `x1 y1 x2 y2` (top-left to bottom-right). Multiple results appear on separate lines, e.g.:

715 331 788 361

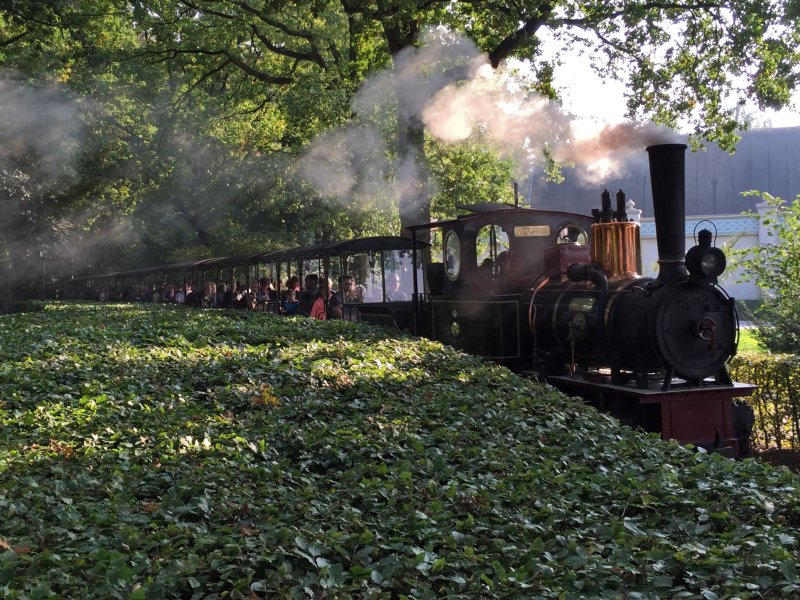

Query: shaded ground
756 448 800 473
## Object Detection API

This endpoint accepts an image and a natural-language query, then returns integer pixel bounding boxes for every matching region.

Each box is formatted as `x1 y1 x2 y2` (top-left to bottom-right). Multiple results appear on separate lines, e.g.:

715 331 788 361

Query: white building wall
637 213 762 301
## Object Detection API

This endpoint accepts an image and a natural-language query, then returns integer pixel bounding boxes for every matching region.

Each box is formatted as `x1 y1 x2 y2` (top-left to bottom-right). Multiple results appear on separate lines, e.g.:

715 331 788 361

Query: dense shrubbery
732 192 800 355
1 304 799 599
731 353 800 450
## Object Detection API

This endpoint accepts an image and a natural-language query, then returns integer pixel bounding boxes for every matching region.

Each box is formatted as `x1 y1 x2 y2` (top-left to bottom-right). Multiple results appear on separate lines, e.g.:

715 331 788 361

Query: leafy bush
731 191 800 354
730 352 800 450
0 304 798 599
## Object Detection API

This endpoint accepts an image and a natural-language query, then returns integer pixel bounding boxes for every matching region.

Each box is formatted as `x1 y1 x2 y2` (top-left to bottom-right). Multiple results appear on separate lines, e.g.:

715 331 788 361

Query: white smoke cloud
301 27 680 204
299 126 391 201
300 28 488 211
422 63 678 182
0 78 85 182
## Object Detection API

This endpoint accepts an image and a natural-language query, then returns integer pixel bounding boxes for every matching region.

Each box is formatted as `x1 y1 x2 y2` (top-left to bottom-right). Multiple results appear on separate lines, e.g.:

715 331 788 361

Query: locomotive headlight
699 248 726 278
686 228 726 280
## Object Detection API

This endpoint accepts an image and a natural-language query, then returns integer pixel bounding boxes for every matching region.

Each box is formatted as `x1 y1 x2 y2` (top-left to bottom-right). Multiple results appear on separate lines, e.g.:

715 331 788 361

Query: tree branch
229 0 317 43
249 25 327 69
553 1 723 28
0 29 29 48
137 47 293 85
488 1 555 68
175 0 329 69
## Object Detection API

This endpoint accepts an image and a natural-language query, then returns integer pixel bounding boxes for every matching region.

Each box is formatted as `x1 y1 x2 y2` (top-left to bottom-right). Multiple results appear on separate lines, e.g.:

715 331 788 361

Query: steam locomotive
409 144 754 457
65 144 755 456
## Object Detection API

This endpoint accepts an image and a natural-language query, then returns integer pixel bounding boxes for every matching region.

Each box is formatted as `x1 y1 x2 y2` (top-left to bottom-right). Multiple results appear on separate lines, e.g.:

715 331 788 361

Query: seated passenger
233 283 248 309
495 251 512 278
283 289 299 315
202 281 216 308
310 280 343 320
478 257 494 279
221 283 232 308
184 282 202 307
341 275 365 303
285 275 301 294
257 278 270 305
385 273 409 302
298 274 319 316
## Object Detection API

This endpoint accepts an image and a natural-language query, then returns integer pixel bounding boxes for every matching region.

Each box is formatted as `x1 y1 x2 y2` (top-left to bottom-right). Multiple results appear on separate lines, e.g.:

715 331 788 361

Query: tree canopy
0 0 798 300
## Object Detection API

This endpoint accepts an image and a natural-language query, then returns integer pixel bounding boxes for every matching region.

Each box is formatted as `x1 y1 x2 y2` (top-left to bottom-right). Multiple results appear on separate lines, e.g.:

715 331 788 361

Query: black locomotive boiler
410 144 755 456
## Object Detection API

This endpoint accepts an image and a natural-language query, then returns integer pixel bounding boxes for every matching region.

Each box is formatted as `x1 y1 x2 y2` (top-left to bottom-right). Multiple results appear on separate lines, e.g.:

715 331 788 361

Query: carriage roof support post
411 230 420 336
376 251 383 303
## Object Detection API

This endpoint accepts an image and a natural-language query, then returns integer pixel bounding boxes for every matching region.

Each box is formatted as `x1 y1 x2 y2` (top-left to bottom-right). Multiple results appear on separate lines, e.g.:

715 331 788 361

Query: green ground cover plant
736 329 763 354
0 303 798 599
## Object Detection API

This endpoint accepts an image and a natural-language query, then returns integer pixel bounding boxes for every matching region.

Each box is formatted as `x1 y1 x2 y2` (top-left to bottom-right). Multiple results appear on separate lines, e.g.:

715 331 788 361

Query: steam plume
301 28 679 205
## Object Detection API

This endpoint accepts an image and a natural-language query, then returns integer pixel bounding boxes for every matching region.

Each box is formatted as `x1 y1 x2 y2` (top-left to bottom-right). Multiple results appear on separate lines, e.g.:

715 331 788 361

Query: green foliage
426 140 517 219
731 192 800 354
730 353 800 450
737 327 764 354
440 1 800 152
0 303 798 598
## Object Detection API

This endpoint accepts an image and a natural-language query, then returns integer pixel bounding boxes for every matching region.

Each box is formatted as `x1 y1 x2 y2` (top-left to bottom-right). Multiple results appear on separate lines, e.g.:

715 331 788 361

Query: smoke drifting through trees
301 28 679 210
0 79 91 301
0 80 84 180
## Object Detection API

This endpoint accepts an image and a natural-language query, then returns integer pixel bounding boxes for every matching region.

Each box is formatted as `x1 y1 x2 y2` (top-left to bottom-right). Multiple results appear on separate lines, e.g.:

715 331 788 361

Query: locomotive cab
410 205 593 368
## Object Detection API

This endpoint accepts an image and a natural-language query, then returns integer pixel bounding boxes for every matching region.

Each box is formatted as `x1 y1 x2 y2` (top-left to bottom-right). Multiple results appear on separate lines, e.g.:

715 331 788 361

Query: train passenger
259 277 277 302
221 283 233 308
283 289 299 315
256 278 269 308
385 272 409 301
341 275 365 303
298 274 319 316
478 257 494 279
202 281 216 308
233 282 248 309
495 251 515 280
285 275 301 294
310 280 342 320
184 282 201 307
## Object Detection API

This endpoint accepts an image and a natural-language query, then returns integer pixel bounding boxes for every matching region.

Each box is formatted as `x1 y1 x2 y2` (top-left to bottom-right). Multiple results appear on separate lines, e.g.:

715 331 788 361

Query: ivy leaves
0 303 798 598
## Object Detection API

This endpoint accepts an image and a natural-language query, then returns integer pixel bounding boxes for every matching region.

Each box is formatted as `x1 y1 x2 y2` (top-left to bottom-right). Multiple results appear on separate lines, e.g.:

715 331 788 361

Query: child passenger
283 289 299 315
310 280 342 320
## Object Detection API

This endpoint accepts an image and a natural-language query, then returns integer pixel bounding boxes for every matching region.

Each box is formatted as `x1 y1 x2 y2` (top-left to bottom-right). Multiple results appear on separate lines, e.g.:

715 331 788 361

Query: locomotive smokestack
646 143 689 283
